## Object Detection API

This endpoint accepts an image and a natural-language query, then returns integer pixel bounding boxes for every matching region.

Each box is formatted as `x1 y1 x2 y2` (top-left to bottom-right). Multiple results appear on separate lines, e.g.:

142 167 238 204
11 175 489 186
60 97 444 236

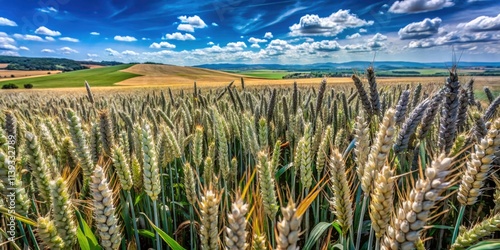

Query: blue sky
0 0 499 65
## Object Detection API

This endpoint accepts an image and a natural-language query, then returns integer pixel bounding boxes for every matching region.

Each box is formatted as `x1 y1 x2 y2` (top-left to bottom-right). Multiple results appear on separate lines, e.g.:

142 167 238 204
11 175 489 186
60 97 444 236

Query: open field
1 62 499 91
230 70 291 79
1 74 499 95
376 68 499 76
0 69 62 79
0 64 139 88
117 63 258 86
114 73 499 90
82 64 105 69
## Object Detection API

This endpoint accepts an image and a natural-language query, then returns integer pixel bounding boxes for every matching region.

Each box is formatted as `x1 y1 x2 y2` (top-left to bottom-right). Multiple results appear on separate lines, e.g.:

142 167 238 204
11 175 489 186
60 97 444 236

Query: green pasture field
0 64 140 88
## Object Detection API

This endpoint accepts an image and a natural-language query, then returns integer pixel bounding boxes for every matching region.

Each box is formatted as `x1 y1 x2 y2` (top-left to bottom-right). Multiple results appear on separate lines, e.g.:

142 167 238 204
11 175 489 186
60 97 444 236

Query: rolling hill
116 64 256 86
0 63 260 89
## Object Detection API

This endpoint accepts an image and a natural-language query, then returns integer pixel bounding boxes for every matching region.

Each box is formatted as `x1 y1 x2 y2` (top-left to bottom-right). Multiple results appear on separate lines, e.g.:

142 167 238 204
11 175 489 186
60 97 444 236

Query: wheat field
0 67 499 250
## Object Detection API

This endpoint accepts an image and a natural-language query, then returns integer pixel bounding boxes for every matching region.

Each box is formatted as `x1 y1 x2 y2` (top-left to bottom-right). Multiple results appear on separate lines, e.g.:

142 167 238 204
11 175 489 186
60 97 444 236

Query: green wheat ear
112 146 133 191
91 165 122 250
141 121 160 201
50 177 77 248
37 216 66 249
25 132 53 206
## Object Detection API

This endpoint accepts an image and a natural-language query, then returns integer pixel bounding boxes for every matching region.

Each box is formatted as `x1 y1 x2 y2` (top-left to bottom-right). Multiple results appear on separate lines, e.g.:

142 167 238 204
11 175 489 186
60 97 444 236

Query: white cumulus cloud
0 44 18 50
226 41 247 51
45 36 55 41
19 46 29 51
289 10 374 37
149 41 176 49
177 24 195 32
142 50 175 57
41 49 55 53
59 37 79 42
35 26 61 36
264 39 292 56
346 33 361 39
399 17 442 39
310 40 341 51
458 13 500 31
105 48 120 56
0 17 17 26
122 50 139 56
407 29 500 49
408 39 435 48
90 32 100 35
389 0 454 14
165 32 195 41
370 33 388 42
177 15 207 33
264 32 273 39
59 47 78 54
114 35 137 42
248 37 267 44
13 34 44 42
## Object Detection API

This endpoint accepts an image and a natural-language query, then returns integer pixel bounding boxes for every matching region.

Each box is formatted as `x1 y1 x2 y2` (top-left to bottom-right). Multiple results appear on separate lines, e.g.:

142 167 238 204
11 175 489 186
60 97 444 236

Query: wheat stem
452 205 466 244
126 191 141 250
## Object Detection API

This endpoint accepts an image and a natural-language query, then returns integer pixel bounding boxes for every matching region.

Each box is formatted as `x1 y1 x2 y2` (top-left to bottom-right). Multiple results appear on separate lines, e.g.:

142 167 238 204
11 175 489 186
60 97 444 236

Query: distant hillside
196 61 500 71
76 60 124 66
0 56 125 72
0 55 88 71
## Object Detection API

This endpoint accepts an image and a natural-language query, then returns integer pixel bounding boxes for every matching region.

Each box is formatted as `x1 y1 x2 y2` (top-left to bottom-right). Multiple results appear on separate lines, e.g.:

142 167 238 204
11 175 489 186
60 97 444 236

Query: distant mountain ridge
196 61 500 71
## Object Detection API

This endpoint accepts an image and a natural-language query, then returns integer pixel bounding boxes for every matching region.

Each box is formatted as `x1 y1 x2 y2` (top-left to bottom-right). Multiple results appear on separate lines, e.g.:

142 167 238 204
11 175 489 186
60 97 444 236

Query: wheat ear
225 197 249 250
382 155 453 250
276 201 302 250
91 165 122 250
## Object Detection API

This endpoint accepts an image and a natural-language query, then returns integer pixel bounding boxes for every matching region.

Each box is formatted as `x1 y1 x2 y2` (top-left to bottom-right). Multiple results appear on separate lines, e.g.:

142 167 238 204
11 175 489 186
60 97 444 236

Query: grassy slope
1 64 140 88
232 70 290 79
